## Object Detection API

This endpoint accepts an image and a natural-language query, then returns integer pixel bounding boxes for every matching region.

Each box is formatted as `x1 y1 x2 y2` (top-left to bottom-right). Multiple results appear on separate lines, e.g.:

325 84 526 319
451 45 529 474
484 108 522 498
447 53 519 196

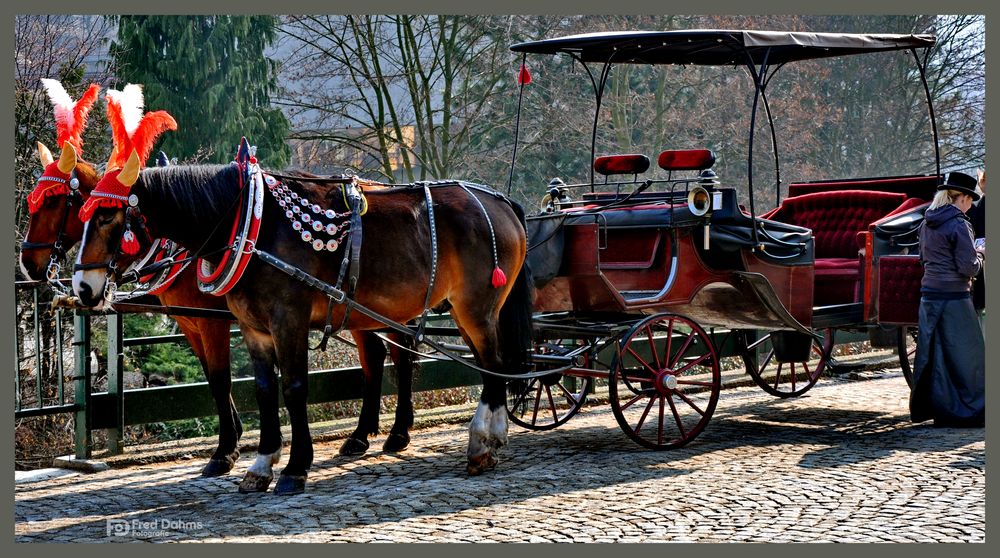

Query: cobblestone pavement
15 372 985 543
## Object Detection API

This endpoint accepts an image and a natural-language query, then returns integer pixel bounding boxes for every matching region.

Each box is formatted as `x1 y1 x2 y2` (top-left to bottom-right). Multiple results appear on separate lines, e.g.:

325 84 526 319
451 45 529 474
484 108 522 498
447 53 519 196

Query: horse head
20 80 102 282
73 84 177 307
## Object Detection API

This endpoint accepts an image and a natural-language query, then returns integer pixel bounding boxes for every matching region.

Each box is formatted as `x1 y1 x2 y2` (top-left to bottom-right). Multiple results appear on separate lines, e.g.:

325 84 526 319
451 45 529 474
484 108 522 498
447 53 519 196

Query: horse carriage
29 29 947 494
502 30 941 449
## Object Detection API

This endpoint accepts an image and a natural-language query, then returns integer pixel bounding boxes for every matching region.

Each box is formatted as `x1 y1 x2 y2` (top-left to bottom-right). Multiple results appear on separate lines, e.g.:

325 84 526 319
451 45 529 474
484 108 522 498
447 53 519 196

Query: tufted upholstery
766 190 908 306
787 175 939 201
877 255 923 324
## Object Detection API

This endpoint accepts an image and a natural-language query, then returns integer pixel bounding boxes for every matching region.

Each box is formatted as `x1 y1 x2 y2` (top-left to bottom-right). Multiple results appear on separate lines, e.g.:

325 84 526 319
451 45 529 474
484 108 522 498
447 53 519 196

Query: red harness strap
137 240 191 296
196 161 264 296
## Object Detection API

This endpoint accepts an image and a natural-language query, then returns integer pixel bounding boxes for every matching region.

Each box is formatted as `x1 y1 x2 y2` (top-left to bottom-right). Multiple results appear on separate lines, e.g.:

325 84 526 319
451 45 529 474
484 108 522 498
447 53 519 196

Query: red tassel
491 266 507 288
121 230 140 255
517 64 532 86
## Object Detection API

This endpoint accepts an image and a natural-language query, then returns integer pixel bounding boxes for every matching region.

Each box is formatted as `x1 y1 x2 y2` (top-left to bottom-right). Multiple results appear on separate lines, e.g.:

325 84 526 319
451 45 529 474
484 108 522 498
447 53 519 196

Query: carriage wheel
507 340 592 430
897 326 918 387
609 313 720 450
743 329 834 398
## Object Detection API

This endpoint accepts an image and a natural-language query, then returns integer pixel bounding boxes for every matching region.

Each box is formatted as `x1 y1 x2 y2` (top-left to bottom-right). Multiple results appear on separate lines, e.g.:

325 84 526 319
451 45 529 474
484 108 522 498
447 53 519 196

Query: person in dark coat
966 169 986 312
911 171 985 427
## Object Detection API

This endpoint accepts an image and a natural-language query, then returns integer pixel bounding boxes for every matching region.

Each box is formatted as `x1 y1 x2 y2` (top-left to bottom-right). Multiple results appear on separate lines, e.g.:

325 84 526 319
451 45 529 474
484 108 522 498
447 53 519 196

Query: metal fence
13 281 484 459
15 281 875 460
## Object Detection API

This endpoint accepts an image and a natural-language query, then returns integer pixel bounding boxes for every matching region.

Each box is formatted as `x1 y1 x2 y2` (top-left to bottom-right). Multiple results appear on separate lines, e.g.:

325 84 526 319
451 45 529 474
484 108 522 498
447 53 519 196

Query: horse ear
37 142 54 167
56 142 77 173
119 149 141 187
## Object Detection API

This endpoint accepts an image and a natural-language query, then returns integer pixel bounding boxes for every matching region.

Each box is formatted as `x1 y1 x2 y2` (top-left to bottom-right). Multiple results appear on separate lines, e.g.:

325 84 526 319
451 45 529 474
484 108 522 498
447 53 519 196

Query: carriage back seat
787 174 939 201
763 190 908 307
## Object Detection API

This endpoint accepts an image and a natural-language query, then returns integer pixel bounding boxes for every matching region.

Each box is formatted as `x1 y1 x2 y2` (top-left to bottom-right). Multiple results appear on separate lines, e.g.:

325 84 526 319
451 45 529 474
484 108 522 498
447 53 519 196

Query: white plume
107 83 145 137
40 78 75 131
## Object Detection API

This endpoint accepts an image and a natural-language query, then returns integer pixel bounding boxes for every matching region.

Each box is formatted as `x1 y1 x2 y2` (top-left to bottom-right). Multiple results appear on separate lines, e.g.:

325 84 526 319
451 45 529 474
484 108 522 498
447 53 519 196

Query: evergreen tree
109 16 290 167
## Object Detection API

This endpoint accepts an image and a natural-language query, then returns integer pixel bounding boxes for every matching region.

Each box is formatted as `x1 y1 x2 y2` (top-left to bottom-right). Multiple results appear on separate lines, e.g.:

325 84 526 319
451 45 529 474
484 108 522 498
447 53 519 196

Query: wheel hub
656 369 678 393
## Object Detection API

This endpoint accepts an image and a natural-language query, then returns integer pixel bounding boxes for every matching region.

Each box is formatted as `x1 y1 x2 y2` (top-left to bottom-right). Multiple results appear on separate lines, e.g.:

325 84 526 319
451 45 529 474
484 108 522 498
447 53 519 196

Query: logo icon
107 519 130 537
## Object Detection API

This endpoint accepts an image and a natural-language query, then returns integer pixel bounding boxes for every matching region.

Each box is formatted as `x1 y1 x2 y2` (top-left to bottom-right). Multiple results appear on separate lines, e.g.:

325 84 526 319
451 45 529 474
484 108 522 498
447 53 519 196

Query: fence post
107 313 125 455
73 311 92 459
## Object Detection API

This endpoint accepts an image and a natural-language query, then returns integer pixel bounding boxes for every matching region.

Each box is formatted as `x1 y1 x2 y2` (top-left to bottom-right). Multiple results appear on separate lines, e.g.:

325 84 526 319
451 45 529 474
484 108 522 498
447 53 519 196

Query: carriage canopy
510 30 936 65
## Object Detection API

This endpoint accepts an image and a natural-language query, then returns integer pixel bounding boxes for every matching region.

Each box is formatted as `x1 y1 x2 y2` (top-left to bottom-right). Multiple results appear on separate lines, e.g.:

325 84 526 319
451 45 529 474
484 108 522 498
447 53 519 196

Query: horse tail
498 200 534 381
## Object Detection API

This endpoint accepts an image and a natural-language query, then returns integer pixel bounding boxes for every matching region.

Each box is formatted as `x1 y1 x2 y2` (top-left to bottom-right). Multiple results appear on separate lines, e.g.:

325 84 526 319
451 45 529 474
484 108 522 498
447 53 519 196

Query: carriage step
621 290 659 301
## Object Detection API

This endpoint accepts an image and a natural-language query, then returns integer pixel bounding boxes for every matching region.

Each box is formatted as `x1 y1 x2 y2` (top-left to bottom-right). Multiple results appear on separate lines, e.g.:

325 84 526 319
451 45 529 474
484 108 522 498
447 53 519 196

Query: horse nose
75 281 98 306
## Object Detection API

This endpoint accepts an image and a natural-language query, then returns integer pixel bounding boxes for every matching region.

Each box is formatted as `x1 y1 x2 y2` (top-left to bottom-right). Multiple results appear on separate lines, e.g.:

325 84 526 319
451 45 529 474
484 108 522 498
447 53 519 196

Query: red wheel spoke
546 385 558 422
669 331 697 368
673 390 706 416
621 392 646 411
633 395 657 435
645 325 661 370
657 396 665 446
509 379 537 411
675 379 716 387
626 346 659 375
530 384 543 425
663 318 675 369
666 394 686 438
672 351 712 376
622 373 655 385
555 381 578 404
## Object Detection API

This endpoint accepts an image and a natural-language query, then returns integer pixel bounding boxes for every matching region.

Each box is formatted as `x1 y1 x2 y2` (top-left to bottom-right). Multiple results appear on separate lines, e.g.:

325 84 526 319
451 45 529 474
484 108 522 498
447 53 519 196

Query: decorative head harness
79 84 177 255
27 79 100 214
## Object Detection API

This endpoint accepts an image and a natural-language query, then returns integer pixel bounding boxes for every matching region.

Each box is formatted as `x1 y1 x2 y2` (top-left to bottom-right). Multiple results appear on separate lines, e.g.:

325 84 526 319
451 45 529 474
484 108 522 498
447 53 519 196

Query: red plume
106 86 177 169
40 80 100 156
130 111 178 166
105 92 132 169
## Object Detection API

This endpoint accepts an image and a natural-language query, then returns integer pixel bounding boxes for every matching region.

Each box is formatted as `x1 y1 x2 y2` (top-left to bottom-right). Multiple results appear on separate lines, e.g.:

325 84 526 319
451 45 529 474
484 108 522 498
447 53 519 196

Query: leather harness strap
314 182 365 351
415 185 439 341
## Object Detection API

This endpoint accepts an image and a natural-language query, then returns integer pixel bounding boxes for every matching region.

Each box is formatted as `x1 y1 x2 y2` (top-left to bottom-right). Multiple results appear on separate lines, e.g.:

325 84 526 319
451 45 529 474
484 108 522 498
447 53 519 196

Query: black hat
938 171 982 201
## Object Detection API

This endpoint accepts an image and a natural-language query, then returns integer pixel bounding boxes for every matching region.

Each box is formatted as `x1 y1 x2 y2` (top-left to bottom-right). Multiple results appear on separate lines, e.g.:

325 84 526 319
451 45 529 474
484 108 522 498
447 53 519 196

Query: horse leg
339 331 387 456
171 317 241 477
451 313 506 475
273 315 313 495
199 318 241 477
237 328 282 493
383 332 415 453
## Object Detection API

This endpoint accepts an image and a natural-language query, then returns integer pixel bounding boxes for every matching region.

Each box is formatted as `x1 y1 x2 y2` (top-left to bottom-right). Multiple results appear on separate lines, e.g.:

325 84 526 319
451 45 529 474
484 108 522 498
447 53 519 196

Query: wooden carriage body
528 170 937 333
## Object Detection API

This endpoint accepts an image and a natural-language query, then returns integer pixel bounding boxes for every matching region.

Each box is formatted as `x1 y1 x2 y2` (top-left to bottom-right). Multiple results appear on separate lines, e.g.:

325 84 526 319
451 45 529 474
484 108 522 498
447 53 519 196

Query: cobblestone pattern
15 373 985 543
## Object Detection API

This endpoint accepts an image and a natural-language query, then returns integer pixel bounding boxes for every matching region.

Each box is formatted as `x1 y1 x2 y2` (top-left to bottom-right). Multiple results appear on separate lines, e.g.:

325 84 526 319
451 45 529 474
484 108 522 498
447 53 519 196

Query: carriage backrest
657 149 715 171
787 174 940 201
764 190 907 259
593 154 650 176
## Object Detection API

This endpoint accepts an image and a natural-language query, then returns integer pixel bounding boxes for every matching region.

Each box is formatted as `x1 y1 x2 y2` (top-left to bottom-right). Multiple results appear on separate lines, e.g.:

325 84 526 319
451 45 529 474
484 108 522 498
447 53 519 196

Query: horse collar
196 161 264 296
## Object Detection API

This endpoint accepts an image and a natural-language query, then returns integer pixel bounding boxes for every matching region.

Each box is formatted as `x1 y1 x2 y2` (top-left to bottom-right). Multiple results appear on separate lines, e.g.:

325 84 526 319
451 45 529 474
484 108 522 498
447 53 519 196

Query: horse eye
97 215 114 226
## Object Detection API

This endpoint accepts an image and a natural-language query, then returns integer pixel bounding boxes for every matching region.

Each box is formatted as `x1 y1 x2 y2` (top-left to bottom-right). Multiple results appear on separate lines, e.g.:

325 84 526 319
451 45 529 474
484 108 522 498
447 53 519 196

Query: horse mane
140 164 243 224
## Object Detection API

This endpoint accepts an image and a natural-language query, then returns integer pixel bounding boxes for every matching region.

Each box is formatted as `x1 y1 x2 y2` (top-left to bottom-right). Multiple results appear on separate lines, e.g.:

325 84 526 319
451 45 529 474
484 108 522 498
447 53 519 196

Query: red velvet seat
877 255 923 324
764 190 908 306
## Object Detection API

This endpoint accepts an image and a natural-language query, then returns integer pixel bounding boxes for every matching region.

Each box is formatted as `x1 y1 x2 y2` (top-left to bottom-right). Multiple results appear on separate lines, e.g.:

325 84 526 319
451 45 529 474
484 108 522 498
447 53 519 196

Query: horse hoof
382 432 410 453
201 451 240 477
466 453 498 476
274 474 307 495
339 437 370 456
237 471 273 493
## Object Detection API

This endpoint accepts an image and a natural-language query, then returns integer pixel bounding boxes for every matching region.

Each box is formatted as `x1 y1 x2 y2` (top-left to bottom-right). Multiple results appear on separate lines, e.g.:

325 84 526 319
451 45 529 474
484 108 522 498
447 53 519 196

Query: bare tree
14 15 116 246
277 15 511 182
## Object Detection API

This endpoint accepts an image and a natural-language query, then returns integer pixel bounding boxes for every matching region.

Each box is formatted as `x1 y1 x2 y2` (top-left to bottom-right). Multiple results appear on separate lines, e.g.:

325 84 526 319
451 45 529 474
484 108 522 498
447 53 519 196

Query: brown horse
21 143 419 475
74 156 532 495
